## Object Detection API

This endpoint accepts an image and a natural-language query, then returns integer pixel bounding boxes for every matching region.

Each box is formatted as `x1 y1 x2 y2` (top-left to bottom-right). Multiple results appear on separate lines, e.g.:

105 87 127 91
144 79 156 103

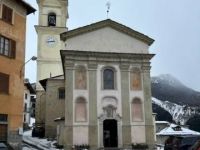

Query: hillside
151 74 200 131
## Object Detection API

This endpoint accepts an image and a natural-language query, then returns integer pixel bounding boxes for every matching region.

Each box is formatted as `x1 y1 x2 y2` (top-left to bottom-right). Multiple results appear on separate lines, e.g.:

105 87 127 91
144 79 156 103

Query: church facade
35 0 156 149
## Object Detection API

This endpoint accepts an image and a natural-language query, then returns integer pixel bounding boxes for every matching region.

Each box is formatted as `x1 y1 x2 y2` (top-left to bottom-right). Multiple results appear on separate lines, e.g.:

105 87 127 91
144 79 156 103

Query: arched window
103 68 115 89
132 98 143 121
75 66 87 89
75 97 87 122
48 13 56 26
130 68 142 90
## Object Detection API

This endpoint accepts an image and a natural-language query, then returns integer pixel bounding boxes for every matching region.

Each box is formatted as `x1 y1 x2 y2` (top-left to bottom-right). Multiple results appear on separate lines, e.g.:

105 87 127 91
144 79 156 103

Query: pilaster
88 62 98 149
142 62 155 147
64 61 74 149
120 63 131 148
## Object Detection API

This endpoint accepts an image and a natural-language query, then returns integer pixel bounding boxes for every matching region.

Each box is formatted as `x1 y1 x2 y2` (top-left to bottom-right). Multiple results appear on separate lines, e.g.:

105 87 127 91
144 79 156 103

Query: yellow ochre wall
0 2 26 133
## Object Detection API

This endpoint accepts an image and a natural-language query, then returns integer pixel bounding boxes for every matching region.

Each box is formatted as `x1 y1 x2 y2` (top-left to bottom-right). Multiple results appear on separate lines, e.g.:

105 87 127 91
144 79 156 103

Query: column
88 62 98 149
120 63 131 148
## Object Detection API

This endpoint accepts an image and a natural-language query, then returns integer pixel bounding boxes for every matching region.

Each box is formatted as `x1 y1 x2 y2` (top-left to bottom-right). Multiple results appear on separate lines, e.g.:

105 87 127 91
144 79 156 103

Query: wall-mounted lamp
20 56 37 78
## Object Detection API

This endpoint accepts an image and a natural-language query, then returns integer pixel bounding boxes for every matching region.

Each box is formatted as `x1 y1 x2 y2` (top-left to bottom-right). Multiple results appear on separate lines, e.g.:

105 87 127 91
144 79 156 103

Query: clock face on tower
46 36 57 47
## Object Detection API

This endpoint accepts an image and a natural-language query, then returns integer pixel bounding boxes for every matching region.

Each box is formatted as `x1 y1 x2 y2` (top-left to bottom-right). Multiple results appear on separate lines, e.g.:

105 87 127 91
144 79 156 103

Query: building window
24 103 27 112
2 5 13 24
75 65 87 89
48 13 56 26
25 93 28 99
103 68 115 89
58 88 65 99
131 98 143 121
75 97 87 122
130 68 142 90
0 35 16 58
24 114 26 122
0 114 8 122
0 72 9 94
0 114 8 141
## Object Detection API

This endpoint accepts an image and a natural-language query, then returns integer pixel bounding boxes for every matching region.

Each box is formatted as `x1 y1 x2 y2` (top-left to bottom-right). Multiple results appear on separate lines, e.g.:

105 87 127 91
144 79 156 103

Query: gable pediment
61 19 154 46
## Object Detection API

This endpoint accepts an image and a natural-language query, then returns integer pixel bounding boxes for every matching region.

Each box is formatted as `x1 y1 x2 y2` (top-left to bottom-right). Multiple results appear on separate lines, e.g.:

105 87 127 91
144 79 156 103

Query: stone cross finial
106 1 111 18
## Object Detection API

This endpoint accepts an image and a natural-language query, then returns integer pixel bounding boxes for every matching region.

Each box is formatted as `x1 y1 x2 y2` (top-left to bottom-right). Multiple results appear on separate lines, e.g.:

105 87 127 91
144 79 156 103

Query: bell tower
35 0 68 90
35 0 68 126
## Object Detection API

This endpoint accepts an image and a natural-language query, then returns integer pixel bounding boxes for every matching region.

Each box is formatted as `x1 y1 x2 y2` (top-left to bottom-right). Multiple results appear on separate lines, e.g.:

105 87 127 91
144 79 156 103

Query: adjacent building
24 79 36 128
0 0 35 148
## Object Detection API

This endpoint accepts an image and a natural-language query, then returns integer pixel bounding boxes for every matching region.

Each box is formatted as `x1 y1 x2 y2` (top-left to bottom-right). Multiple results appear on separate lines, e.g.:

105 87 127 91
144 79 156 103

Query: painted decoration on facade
75 97 87 122
130 68 142 90
75 66 87 89
131 98 143 121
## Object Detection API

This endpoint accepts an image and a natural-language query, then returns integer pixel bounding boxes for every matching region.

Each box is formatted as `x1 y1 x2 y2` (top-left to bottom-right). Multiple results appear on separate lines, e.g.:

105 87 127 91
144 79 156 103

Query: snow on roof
54 117 65 122
157 123 200 136
156 121 169 124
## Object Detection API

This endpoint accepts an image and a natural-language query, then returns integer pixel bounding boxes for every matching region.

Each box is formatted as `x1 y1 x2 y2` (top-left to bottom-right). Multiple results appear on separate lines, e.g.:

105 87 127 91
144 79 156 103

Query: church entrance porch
103 119 118 148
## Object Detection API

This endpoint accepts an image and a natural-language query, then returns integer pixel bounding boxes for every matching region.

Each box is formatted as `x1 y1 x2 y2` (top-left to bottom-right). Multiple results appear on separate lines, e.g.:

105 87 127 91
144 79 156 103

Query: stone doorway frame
98 113 122 148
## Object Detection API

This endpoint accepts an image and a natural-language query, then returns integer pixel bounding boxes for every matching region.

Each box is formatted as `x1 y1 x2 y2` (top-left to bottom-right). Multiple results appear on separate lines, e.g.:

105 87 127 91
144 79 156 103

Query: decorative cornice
61 50 154 63
141 62 152 73
35 25 68 33
64 60 75 69
60 19 154 45
88 62 98 70
60 50 154 73
119 63 130 71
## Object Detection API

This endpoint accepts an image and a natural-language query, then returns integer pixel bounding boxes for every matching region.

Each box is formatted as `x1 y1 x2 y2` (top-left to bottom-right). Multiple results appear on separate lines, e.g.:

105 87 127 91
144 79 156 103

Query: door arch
103 119 118 147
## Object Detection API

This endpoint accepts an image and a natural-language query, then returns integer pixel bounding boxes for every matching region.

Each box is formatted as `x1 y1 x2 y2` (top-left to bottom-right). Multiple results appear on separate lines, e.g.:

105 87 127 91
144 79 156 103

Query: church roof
17 0 36 15
60 19 154 46
39 75 64 91
157 124 200 136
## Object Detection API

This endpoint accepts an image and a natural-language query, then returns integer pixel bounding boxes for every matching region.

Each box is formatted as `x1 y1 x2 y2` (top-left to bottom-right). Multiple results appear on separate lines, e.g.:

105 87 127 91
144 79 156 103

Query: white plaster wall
97 64 122 117
65 27 149 54
73 126 88 145
73 64 89 125
131 126 146 143
129 65 147 143
97 64 122 147
129 65 145 126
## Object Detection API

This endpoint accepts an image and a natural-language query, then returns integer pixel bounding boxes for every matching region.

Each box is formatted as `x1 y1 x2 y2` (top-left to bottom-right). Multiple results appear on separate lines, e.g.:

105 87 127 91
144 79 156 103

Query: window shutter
2 5 7 21
10 40 16 58
0 72 9 94
7 7 12 23
2 5 12 24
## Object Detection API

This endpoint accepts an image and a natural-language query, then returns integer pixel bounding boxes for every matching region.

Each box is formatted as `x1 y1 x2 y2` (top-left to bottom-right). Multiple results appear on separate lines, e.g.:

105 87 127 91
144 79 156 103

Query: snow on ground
152 97 197 124
23 130 63 150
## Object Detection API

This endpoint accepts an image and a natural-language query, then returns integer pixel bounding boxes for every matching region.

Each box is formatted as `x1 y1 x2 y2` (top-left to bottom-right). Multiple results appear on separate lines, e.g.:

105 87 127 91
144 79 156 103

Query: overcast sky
25 0 200 91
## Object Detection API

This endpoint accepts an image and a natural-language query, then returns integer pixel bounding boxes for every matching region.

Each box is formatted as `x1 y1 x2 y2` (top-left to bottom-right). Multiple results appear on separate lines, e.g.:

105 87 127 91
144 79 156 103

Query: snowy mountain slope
151 74 200 131
152 97 200 125
151 74 200 106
